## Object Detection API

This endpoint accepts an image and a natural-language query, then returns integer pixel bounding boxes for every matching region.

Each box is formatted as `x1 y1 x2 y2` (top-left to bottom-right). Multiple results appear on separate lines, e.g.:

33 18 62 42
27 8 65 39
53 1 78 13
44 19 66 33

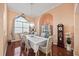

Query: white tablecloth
26 35 48 53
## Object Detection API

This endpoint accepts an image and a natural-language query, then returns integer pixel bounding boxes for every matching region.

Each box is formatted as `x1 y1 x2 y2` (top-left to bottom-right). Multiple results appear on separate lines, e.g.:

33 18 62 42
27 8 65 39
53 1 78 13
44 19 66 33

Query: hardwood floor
6 41 73 56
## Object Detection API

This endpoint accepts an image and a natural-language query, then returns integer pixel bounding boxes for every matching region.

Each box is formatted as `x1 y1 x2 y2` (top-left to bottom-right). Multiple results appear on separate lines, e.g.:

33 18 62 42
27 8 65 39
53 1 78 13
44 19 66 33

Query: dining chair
34 32 38 36
41 33 45 37
22 35 31 56
11 33 21 42
39 36 53 56
19 33 25 43
19 32 28 44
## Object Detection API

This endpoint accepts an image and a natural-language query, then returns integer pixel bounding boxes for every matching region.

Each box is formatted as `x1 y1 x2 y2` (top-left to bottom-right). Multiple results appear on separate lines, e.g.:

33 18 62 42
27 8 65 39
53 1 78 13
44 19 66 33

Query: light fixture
30 3 35 27
30 3 33 19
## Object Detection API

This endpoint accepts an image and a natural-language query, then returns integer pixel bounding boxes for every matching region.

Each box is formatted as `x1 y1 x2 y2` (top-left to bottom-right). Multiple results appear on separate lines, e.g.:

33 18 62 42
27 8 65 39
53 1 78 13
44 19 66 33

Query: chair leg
24 47 26 51
27 49 29 56
46 54 47 56
35 52 38 56
46 53 48 56
37 51 39 56
46 52 48 56
24 47 29 56
50 50 52 56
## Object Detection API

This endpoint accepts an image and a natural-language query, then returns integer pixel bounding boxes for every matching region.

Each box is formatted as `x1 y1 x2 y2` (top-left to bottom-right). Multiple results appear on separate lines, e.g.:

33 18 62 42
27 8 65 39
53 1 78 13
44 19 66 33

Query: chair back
46 36 53 51
22 35 30 49
19 33 25 43
41 33 45 37
14 33 21 40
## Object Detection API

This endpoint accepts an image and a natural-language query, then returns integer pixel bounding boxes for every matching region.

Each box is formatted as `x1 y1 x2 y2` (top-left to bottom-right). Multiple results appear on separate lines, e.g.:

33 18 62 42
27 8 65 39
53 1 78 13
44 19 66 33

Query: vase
66 44 71 51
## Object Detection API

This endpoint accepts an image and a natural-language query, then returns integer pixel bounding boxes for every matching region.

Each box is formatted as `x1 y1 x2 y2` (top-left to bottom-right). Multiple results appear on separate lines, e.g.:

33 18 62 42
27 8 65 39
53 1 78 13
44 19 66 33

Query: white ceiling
7 3 62 17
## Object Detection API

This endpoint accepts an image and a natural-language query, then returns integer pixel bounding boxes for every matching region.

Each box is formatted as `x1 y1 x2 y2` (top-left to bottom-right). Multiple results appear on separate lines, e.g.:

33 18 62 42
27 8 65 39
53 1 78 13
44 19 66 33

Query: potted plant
66 33 71 51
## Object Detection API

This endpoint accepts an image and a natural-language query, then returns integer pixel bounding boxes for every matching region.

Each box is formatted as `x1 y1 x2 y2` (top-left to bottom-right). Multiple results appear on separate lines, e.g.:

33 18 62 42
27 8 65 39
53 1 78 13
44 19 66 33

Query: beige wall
48 4 74 48
3 4 8 55
35 4 74 48
0 3 4 55
7 9 19 40
0 3 7 56
74 13 79 55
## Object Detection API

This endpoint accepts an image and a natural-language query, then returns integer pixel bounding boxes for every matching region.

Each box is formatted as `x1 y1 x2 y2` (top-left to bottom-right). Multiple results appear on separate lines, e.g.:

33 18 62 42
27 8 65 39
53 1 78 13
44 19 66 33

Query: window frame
14 16 30 33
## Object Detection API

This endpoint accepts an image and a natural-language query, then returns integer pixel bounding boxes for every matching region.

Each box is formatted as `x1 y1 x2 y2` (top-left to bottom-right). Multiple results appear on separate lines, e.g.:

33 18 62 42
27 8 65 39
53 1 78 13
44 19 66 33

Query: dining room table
26 35 48 56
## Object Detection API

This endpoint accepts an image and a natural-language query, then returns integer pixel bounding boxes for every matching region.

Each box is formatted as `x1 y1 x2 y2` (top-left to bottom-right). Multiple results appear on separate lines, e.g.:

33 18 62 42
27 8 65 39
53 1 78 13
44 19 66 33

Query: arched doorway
39 13 53 37
39 13 53 25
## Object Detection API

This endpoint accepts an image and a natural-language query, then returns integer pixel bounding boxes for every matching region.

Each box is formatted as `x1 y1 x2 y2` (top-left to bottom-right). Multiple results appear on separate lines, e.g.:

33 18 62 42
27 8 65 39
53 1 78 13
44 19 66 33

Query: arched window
14 16 30 33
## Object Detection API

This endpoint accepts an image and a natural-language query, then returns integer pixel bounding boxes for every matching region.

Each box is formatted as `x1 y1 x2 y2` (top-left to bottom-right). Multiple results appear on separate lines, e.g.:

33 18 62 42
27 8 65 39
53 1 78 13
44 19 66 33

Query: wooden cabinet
57 24 64 48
